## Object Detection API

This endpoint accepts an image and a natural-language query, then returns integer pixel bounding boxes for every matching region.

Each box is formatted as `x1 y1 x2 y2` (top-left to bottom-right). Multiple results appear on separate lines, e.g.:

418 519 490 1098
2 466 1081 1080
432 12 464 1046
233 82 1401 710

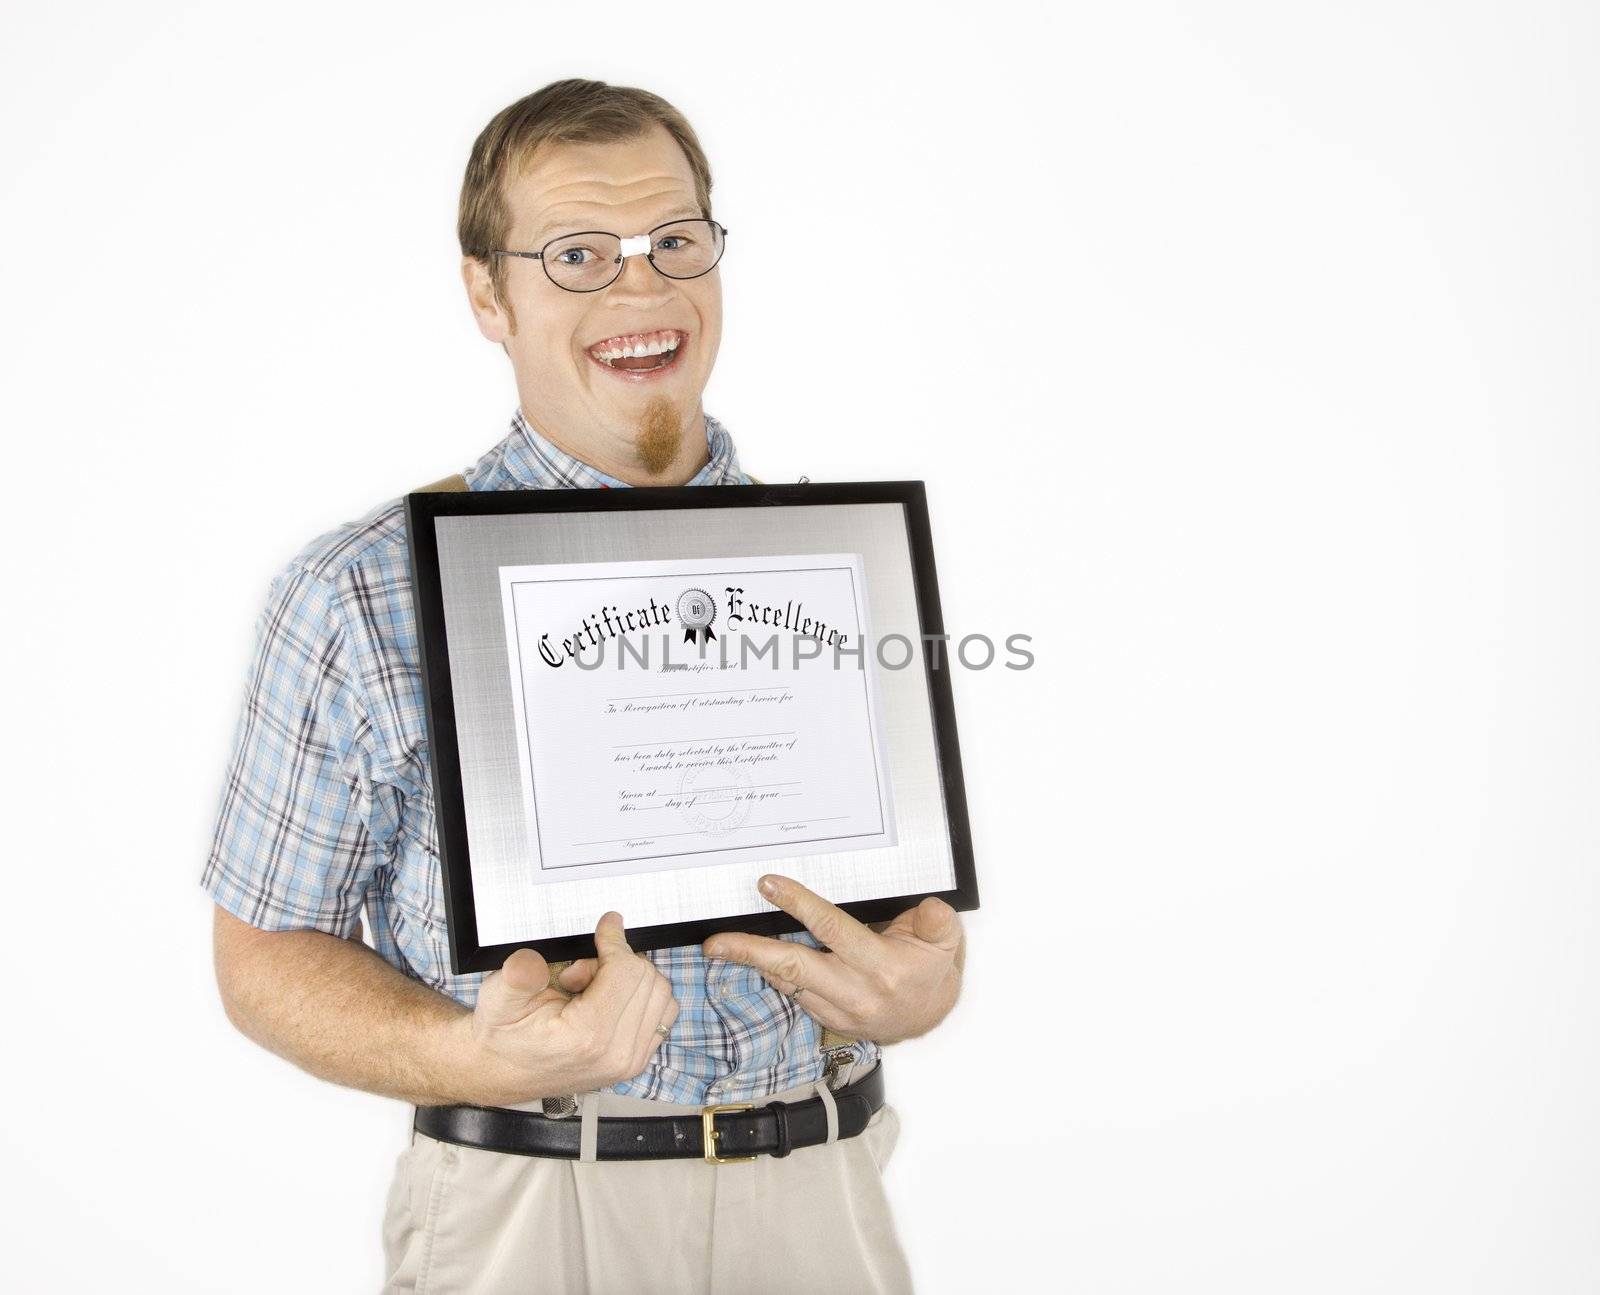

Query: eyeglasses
490 218 729 293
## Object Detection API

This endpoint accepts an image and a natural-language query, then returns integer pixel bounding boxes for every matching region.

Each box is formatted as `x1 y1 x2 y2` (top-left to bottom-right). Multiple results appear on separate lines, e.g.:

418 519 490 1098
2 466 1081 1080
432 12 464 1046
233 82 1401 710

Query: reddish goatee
635 395 683 476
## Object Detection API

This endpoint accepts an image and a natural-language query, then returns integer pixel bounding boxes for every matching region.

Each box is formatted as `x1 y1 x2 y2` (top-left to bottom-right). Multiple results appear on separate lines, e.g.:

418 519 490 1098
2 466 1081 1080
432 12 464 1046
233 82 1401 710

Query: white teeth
591 332 682 364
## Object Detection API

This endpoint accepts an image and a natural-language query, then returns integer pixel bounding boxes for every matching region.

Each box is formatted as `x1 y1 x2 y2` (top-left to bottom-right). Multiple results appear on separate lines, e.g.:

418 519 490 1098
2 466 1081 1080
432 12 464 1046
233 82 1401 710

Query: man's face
463 123 723 481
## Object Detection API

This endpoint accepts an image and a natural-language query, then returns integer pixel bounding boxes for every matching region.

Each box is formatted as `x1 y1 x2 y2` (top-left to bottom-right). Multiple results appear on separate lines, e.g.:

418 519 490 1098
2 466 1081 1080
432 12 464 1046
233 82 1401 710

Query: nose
606 239 673 303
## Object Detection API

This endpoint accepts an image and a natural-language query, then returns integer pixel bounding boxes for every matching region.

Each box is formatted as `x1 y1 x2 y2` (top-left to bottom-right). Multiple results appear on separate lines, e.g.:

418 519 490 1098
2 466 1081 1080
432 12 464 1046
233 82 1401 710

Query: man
203 78 965 1294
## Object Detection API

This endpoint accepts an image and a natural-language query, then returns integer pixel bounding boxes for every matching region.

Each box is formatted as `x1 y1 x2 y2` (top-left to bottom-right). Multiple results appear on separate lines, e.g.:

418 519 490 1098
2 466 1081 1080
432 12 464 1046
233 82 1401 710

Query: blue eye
656 235 687 251
556 247 592 266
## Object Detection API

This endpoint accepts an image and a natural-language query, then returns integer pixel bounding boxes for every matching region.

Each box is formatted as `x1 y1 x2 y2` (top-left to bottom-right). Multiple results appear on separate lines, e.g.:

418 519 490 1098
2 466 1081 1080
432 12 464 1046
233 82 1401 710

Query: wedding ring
788 987 805 1002
655 1024 671 1037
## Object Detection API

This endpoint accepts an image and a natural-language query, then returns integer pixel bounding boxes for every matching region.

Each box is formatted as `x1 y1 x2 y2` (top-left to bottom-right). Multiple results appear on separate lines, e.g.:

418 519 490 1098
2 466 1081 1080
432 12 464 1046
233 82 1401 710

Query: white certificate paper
497 553 898 889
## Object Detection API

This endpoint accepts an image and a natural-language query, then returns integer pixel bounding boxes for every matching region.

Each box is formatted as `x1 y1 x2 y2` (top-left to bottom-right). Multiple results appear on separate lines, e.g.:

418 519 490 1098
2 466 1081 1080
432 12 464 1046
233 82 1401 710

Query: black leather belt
414 1061 885 1164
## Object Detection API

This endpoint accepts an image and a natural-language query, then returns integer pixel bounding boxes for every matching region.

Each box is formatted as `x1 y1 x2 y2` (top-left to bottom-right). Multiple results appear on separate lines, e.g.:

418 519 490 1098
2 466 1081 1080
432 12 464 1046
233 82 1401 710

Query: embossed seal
678 762 754 836
676 587 717 646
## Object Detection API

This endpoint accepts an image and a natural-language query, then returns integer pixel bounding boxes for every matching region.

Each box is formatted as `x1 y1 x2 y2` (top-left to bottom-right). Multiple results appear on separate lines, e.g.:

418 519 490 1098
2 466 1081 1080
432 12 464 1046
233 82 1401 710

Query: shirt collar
491 407 749 489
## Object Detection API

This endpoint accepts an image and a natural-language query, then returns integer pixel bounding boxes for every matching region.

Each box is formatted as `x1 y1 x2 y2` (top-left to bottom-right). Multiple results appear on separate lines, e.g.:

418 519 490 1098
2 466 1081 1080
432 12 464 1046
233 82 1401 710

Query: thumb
593 910 634 962
477 947 551 1024
910 896 960 949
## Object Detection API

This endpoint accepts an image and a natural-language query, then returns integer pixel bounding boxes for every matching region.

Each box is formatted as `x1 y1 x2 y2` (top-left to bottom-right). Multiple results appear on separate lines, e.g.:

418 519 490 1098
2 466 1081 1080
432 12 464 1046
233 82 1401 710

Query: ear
462 256 513 342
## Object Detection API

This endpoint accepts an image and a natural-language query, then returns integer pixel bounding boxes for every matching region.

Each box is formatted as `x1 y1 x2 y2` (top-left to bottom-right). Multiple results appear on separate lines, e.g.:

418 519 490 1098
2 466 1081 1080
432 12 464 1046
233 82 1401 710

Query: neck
614 406 711 486
528 404 712 487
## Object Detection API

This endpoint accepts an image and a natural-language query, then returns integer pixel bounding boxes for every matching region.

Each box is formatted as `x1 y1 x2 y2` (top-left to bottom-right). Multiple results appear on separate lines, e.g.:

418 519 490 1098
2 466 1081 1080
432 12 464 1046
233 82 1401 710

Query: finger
654 985 681 1050
606 954 661 1051
630 975 678 1074
601 960 665 1082
756 970 857 1035
883 896 965 954
757 874 879 967
703 931 856 1004
474 948 552 1028
494 947 550 1003
909 897 963 950
593 910 634 962
558 958 598 993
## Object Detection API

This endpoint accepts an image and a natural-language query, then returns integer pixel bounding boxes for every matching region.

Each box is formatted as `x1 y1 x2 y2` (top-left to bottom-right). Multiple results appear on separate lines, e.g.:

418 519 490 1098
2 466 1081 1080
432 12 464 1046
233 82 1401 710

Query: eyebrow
528 207 706 246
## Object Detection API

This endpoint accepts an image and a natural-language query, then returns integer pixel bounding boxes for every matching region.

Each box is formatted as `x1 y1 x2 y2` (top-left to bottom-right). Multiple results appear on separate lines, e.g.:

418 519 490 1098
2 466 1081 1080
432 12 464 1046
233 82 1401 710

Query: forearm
211 906 509 1107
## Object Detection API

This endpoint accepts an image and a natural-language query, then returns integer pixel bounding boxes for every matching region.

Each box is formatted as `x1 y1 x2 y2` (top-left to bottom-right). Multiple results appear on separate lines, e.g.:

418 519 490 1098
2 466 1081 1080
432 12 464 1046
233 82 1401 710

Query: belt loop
767 1100 793 1158
812 1081 839 1144
579 1092 600 1163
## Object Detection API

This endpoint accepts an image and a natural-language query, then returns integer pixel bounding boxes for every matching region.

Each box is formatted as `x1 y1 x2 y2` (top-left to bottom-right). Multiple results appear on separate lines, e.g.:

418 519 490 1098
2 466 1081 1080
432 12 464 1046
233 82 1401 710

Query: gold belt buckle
701 1101 756 1164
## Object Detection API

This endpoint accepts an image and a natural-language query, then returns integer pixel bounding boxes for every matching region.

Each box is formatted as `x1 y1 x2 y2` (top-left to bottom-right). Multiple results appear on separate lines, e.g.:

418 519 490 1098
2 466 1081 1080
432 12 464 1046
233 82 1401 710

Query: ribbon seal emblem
676 587 717 645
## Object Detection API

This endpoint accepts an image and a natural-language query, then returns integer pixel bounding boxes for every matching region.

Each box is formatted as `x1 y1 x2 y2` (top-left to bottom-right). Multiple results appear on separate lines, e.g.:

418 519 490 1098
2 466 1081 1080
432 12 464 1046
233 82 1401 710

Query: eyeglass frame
488 217 730 293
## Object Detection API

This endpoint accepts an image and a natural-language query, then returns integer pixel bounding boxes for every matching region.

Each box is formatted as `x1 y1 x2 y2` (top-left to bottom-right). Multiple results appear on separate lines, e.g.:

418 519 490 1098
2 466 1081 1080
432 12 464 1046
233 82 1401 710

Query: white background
2 1 1596 1290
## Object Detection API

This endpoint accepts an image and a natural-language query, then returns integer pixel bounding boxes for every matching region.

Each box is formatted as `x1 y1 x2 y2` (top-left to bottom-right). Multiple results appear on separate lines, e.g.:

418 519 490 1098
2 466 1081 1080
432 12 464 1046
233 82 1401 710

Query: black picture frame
405 480 979 975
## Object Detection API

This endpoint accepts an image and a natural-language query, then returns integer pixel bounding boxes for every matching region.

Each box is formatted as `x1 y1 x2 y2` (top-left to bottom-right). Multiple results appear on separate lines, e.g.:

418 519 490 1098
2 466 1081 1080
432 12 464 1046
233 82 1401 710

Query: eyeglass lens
542 220 724 291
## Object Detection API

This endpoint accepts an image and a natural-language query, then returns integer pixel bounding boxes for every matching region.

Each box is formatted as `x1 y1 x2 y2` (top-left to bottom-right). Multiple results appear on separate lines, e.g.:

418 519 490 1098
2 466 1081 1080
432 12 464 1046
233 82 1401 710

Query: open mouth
586 328 687 378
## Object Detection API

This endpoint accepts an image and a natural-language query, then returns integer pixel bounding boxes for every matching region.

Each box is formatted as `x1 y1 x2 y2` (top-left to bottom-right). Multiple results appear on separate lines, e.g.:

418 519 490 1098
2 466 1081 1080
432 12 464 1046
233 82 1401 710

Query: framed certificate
405 481 978 974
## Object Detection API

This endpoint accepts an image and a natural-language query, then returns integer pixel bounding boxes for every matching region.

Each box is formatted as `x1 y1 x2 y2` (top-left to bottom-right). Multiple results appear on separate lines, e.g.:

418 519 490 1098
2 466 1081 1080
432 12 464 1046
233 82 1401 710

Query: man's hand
700 875 965 1046
463 910 680 1105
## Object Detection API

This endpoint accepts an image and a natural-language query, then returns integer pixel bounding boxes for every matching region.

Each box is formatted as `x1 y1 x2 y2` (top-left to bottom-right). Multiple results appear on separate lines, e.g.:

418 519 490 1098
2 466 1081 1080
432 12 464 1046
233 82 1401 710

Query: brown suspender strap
414 472 469 493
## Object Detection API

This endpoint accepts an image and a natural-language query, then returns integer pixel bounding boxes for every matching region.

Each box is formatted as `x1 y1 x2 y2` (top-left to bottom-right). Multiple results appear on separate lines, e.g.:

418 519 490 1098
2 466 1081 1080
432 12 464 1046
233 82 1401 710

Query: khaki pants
381 1061 912 1294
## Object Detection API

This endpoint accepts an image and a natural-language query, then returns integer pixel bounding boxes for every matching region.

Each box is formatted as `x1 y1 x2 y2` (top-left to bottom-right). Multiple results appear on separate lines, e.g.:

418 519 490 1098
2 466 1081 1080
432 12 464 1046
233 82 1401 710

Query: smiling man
461 112 722 486
202 79 963 1294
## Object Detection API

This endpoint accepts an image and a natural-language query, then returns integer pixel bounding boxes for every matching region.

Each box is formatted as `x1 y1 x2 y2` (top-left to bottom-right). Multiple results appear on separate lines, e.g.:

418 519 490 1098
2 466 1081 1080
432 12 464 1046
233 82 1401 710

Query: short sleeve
201 561 383 935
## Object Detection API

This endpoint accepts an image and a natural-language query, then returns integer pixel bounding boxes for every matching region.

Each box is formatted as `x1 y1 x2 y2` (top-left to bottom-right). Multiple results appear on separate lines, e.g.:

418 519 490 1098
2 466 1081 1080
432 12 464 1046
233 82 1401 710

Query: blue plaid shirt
202 409 880 1105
